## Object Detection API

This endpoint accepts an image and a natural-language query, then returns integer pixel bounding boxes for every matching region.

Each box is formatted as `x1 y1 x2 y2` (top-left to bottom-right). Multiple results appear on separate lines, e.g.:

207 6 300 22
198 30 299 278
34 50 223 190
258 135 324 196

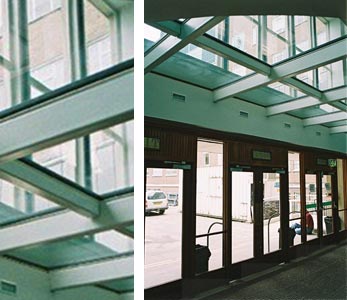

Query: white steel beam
50 256 133 290
267 86 347 116
151 20 271 75
145 17 225 74
282 77 323 99
214 38 347 102
0 193 133 253
303 111 347 126
0 68 133 164
0 160 100 217
330 125 347 134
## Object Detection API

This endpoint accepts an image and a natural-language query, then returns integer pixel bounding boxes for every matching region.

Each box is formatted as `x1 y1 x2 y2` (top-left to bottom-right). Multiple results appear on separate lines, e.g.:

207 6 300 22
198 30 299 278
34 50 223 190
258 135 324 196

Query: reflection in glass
196 140 223 272
263 172 281 254
145 168 183 289
232 171 254 263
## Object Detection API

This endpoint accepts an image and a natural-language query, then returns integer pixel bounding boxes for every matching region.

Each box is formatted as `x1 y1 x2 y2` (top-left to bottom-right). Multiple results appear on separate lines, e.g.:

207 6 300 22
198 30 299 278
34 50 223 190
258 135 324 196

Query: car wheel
158 209 165 215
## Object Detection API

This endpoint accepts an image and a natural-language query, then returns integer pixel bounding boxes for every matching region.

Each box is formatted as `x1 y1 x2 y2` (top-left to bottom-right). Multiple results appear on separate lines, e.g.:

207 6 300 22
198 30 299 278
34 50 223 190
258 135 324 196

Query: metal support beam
145 17 225 74
303 111 347 126
330 125 347 134
0 159 100 217
267 86 347 116
0 193 133 253
50 255 133 290
214 37 347 102
0 68 133 163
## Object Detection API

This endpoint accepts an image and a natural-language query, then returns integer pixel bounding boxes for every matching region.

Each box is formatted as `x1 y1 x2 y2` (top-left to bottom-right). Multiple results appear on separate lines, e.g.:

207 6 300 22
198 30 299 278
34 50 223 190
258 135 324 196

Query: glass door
231 169 254 263
263 171 281 255
321 173 334 237
144 167 184 289
305 173 319 241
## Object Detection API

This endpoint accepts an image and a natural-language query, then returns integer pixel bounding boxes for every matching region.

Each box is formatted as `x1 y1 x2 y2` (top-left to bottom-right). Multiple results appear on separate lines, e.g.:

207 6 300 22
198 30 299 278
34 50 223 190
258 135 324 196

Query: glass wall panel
0 1 133 112
145 168 183 288
208 16 259 60
0 1 10 60
90 120 134 194
267 16 289 64
305 174 319 240
231 171 254 263
0 179 60 226
196 140 223 272
28 0 71 94
32 120 134 195
85 0 112 75
0 66 11 110
318 60 345 90
263 172 281 254
294 16 311 53
288 152 302 246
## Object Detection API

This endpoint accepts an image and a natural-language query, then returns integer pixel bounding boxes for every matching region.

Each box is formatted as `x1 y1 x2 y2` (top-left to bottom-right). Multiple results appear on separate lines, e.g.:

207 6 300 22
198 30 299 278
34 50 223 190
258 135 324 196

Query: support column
68 0 93 190
8 0 33 212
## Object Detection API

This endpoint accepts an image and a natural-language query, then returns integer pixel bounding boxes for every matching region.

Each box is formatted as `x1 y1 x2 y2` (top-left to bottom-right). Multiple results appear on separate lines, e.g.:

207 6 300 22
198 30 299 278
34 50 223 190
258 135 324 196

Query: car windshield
147 192 166 200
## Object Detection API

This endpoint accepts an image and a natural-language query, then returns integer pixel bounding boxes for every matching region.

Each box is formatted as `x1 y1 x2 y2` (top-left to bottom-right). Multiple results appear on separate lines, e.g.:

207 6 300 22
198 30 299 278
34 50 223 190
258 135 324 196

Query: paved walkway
196 241 347 300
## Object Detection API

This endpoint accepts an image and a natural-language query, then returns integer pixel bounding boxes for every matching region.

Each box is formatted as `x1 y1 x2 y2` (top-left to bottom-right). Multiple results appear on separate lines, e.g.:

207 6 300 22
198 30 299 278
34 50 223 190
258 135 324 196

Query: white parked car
145 191 168 215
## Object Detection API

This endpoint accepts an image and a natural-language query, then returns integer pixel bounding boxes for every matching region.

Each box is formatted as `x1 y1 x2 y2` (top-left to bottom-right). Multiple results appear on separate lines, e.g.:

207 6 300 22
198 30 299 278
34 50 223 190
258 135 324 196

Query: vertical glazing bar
310 17 319 88
68 0 92 190
8 0 30 105
260 16 267 63
8 0 34 212
110 11 122 63
222 18 229 70
288 16 297 97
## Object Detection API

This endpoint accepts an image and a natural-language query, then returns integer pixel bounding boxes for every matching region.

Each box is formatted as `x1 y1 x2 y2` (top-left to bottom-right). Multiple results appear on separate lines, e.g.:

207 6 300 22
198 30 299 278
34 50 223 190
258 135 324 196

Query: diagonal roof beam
330 125 347 134
0 159 100 217
0 66 133 164
149 20 271 75
0 193 133 253
267 86 347 116
145 16 225 74
303 111 347 127
50 255 133 291
214 37 347 102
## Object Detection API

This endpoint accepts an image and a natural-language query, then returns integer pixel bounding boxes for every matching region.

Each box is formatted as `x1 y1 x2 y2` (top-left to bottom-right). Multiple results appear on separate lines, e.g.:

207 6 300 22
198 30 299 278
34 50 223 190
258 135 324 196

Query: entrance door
231 167 284 265
144 162 193 289
304 172 338 242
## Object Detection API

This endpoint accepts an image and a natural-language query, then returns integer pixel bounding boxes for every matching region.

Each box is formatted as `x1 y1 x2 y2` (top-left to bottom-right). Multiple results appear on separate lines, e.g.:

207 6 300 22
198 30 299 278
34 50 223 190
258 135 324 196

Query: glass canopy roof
145 15 347 132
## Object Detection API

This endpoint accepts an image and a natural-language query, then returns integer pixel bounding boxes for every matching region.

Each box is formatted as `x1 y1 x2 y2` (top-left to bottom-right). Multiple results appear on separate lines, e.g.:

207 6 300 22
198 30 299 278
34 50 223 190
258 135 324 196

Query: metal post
8 0 34 212
310 17 319 89
68 0 92 190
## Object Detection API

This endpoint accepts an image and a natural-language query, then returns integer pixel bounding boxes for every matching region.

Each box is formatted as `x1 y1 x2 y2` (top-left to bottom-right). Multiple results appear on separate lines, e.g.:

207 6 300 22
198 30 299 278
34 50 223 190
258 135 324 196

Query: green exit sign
144 137 160 150
328 159 337 168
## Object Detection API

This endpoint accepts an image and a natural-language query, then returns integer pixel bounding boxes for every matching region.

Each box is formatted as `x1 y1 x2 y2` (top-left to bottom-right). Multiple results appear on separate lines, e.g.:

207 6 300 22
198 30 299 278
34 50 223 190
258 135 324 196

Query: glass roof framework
0 0 133 297
145 16 347 135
